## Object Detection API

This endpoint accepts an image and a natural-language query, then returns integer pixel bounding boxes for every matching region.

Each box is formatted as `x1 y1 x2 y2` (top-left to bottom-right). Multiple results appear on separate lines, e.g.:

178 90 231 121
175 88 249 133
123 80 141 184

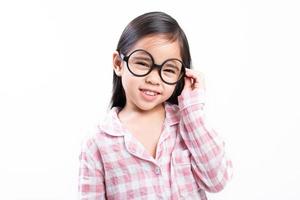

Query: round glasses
120 49 185 85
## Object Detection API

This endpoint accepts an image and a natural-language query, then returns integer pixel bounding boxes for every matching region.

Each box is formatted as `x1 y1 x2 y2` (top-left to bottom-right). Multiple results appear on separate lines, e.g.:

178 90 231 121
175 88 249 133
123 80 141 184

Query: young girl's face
113 34 182 112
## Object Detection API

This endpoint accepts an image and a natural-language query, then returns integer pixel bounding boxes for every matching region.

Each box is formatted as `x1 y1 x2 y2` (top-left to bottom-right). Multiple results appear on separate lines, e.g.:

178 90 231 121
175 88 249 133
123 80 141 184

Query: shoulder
85 106 125 141
80 128 104 155
80 126 123 167
80 107 126 153
82 125 122 150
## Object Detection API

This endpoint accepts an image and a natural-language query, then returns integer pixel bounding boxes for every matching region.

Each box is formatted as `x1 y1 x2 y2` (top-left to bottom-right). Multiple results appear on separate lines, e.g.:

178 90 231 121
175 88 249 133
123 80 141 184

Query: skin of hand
183 68 206 92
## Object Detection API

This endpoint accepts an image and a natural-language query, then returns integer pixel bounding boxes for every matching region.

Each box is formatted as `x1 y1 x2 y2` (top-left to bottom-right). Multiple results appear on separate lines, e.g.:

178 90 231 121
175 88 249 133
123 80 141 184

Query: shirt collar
99 107 127 137
99 103 180 137
164 102 180 126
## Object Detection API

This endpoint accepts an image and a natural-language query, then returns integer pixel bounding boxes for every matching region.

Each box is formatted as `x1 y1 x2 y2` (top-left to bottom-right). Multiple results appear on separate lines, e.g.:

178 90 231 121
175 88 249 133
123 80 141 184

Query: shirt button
157 195 163 200
154 167 161 175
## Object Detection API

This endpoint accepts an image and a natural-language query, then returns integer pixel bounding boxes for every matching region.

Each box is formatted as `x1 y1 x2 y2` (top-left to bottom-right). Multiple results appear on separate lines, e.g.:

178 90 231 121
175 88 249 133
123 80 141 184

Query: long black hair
110 11 192 108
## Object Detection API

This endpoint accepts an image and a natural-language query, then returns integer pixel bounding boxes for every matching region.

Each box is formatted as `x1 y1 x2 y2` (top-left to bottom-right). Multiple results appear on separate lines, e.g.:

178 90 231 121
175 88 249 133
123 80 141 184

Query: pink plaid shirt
78 90 232 199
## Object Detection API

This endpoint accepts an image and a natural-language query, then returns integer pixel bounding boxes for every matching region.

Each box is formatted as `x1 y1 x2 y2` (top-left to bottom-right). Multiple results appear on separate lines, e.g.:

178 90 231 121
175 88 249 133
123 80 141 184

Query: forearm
178 90 233 192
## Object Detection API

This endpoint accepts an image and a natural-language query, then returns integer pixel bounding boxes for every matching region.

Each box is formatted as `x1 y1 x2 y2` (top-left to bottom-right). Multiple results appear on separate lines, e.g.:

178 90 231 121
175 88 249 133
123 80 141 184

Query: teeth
143 90 157 96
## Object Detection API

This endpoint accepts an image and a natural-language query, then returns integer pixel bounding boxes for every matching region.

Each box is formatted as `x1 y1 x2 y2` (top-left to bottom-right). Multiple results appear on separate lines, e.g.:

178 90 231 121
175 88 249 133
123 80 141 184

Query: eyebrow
130 49 182 61
131 56 152 61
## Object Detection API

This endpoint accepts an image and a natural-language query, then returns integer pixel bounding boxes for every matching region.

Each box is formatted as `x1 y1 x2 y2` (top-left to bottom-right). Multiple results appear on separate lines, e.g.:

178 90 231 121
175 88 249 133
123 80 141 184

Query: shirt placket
124 130 171 199
155 127 175 200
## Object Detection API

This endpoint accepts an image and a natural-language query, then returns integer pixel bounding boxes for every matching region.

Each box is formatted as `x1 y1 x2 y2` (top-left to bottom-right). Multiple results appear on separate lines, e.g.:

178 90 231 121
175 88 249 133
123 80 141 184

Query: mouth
139 88 161 96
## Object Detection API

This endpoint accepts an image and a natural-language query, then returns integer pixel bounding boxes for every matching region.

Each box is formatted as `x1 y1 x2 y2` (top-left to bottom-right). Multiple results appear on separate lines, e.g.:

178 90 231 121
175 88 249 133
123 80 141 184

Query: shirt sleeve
78 137 106 199
178 89 233 193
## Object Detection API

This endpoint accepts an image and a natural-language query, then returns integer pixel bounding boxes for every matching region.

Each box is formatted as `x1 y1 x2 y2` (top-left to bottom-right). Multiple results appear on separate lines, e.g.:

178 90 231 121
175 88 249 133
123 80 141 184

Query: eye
163 68 176 74
135 61 151 67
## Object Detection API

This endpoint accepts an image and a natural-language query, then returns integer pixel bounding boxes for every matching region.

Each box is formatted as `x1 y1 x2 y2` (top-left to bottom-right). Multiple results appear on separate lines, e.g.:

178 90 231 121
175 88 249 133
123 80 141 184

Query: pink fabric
78 89 232 199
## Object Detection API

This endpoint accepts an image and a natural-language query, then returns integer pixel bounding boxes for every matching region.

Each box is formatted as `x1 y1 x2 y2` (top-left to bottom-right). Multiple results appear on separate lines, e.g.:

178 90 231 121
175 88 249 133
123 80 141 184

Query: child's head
111 11 191 109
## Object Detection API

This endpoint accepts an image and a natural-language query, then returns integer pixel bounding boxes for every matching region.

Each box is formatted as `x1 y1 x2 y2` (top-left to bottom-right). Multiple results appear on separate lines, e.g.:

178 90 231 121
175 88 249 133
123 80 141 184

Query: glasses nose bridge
145 63 163 83
147 63 164 80
151 62 163 72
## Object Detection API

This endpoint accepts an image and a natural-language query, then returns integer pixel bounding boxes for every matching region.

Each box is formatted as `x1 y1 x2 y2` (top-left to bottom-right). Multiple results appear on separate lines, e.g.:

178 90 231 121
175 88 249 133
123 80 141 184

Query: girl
79 11 232 200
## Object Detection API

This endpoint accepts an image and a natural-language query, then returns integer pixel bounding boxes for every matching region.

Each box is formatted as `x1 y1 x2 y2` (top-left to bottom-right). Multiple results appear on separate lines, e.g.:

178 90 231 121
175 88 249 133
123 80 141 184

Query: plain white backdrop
0 0 300 199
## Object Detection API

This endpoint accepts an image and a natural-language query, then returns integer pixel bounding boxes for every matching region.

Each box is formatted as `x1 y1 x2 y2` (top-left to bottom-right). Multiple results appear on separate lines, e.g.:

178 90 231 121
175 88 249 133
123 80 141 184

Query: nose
145 68 161 85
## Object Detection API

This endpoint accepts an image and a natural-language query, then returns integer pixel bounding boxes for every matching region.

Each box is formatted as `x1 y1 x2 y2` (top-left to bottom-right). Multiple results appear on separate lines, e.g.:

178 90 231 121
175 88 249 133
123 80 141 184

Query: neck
118 104 165 123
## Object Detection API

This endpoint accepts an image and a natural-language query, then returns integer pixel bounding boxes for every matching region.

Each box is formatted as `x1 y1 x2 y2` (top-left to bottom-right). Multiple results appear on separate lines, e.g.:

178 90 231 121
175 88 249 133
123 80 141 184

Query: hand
183 68 206 92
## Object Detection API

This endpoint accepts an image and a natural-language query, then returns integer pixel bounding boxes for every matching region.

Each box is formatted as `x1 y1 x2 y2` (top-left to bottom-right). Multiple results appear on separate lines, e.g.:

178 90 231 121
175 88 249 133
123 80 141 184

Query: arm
178 69 233 192
78 137 106 199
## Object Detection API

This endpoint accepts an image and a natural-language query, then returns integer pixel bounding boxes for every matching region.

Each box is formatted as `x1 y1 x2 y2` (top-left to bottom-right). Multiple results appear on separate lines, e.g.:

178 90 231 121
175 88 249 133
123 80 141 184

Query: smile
140 89 160 96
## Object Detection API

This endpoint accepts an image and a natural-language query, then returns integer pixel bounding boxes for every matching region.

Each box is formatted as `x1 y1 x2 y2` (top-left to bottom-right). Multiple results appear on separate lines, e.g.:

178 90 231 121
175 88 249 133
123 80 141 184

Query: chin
136 102 164 111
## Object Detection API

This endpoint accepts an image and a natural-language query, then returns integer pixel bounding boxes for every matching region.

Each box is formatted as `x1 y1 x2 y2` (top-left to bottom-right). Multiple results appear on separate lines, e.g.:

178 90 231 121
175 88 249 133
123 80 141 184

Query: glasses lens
161 60 184 84
128 50 153 76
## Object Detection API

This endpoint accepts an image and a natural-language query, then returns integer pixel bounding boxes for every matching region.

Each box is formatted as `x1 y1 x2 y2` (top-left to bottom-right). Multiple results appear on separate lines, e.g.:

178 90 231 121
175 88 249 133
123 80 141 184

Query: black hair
110 11 192 108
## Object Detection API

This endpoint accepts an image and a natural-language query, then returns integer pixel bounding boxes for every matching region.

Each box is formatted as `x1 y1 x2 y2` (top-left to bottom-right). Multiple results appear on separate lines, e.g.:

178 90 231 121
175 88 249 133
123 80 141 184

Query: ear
112 51 123 77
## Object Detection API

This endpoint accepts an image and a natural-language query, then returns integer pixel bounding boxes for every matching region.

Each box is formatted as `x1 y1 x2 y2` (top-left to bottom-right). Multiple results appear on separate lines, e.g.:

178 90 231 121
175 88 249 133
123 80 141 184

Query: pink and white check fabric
78 89 232 199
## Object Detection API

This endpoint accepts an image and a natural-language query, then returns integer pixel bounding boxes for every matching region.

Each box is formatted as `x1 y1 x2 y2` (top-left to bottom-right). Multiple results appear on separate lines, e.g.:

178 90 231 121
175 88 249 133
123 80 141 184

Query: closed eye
163 69 176 74
135 61 151 68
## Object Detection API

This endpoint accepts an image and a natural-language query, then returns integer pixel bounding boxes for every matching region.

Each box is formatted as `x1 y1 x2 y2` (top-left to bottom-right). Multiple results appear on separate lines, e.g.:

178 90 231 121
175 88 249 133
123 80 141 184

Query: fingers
185 68 205 90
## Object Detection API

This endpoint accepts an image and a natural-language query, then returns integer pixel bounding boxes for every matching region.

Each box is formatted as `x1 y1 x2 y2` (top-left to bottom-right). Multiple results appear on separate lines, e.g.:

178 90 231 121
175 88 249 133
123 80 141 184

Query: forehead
129 34 182 62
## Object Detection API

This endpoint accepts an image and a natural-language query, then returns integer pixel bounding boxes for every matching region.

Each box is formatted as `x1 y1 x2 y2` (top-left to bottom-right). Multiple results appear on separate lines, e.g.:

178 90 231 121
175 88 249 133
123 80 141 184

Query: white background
0 0 300 199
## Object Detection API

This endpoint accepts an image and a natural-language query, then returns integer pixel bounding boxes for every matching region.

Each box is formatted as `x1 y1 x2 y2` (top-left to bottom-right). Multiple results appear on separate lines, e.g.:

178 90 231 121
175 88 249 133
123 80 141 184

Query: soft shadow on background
0 0 299 199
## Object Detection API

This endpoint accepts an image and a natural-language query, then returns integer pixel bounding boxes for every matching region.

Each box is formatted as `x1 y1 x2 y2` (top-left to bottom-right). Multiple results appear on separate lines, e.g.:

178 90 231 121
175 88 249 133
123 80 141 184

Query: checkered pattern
78 89 232 199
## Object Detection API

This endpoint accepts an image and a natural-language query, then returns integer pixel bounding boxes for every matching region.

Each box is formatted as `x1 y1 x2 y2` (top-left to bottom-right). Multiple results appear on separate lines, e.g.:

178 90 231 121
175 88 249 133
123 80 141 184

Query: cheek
164 85 176 97
121 73 138 93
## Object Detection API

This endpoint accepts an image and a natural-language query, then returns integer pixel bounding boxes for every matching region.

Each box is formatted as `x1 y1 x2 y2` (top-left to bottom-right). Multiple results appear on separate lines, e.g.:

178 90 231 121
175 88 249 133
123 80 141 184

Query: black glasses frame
119 49 186 85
